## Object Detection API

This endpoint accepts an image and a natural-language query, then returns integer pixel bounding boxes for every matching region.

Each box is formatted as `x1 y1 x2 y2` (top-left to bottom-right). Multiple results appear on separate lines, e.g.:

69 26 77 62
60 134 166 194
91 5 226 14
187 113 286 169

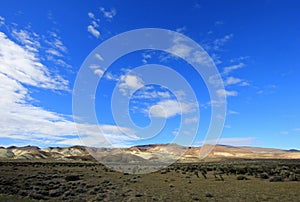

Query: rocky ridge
0 144 300 162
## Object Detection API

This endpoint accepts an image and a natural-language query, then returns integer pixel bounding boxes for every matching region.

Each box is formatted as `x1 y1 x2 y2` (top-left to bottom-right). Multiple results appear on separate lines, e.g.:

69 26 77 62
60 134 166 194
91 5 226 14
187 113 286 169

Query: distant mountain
0 144 300 162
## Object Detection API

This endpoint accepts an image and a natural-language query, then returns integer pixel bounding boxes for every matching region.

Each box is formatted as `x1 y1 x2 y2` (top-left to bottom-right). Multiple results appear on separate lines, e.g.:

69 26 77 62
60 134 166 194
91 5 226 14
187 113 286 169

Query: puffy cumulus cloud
225 76 242 85
148 99 195 118
88 12 95 19
164 34 212 66
87 7 116 38
118 74 144 96
87 11 101 39
87 24 100 38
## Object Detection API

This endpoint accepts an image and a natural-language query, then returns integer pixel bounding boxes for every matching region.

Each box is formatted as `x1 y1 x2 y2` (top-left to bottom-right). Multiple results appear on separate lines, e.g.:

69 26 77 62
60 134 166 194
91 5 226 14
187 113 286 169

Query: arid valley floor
1 145 300 201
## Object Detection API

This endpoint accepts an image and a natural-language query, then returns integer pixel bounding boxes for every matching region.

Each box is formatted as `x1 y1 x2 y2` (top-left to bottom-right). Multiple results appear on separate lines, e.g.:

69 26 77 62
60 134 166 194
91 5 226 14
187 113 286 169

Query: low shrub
260 172 269 179
269 176 283 182
237 175 249 180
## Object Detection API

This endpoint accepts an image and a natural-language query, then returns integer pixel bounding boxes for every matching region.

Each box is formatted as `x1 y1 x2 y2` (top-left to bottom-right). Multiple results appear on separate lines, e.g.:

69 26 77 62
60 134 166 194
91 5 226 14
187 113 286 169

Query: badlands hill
1 144 300 163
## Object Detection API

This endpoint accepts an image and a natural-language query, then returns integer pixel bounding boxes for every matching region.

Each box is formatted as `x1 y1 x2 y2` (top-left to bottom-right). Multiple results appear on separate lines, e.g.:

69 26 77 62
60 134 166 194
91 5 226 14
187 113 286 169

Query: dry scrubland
0 159 300 201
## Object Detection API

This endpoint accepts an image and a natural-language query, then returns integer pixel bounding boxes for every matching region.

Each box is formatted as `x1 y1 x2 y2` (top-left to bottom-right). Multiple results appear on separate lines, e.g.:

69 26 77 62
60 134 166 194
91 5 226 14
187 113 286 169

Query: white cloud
175 27 186 33
0 30 136 147
92 21 99 28
54 59 71 69
207 62 249 101
228 110 240 115
225 76 242 85
118 74 144 96
0 32 68 90
211 53 222 65
88 12 95 19
86 11 102 39
168 43 192 58
94 69 104 77
46 48 62 57
133 89 171 99
208 74 223 88
87 25 100 38
213 34 233 50
0 16 4 26
89 64 100 69
184 117 198 124
165 35 211 66
12 29 40 52
104 72 118 81
240 81 250 86
203 100 225 108
173 90 186 100
280 131 289 135
148 99 195 118
43 31 69 67
142 53 152 64
172 128 179 136
95 53 104 61
293 128 300 132
49 32 68 53
223 63 245 74
214 21 224 26
99 7 116 19
0 31 69 143
230 56 249 63
217 89 238 97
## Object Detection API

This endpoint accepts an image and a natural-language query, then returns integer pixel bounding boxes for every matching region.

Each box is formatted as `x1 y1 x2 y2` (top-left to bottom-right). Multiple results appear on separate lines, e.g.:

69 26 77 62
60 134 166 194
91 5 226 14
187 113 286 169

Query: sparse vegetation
0 159 300 201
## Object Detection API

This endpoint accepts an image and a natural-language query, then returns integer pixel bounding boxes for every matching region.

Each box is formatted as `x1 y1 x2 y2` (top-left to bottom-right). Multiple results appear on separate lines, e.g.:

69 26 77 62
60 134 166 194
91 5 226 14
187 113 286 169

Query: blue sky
0 0 299 149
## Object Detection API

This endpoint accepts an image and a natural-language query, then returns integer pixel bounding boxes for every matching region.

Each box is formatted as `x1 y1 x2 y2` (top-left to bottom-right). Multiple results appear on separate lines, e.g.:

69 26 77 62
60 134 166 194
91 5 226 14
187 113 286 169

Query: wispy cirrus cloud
0 32 68 90
202 33 233 52
228 110 240 115
223 63 245 75
0 20 135 148
212 34 233 50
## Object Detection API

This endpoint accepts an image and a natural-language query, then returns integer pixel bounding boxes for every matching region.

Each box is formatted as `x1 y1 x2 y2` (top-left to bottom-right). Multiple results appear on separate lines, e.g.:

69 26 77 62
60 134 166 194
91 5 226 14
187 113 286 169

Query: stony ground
0 159 300 201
